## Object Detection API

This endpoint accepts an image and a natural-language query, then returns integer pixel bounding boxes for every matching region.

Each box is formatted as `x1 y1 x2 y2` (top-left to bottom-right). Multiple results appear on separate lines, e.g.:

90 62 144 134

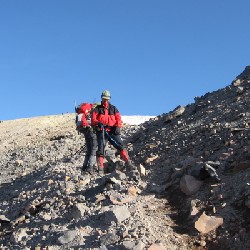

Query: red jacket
91 102 122 128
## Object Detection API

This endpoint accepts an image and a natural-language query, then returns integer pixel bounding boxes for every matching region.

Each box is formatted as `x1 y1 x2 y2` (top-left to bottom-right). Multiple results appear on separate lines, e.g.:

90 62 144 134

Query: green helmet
101 90 111 100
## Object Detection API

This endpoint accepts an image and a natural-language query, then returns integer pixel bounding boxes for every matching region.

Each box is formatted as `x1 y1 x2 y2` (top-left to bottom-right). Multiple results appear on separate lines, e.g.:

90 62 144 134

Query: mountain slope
125 66 250 249
0 67 249 249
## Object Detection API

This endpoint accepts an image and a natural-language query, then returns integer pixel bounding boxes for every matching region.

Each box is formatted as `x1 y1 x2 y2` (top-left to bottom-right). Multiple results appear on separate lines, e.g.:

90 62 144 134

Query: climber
75 102 99 173
91 90 135 174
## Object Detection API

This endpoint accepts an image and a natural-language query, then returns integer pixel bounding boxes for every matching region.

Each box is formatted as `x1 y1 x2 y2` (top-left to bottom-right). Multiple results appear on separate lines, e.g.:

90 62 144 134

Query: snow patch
121 116 155 125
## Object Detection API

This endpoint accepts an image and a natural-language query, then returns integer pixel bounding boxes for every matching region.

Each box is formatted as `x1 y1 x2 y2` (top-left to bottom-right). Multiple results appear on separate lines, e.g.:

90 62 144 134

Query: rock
71 203 88 219
109 191 135 205
190 206 199 216
117 224 128 238
96 246 108 250
13 215 26 225
164 105 186 123
148 243 166 250
15 159 23 166
95 194 106 204
236 86 244 94
0 214 10 222
134 240 146 250
108 176 122 185
195 212 223 233
232 79 242 86
121 240 136 249
121 240 145 249
200 240 206 246
106 206 131 223
180 175 203 195
10 228 28 244
58 230 78 244
138 164 146 176
128 186 138 196
145 155 159 164
99 232 120 245
79 177 91 186
46 246 61 250
41 213 52 221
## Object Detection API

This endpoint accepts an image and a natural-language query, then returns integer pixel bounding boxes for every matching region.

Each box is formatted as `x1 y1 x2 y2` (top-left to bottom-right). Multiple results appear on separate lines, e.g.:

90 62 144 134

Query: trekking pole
70 144 86 157
104 129 122 148
74 100 77 112
100 124 122 155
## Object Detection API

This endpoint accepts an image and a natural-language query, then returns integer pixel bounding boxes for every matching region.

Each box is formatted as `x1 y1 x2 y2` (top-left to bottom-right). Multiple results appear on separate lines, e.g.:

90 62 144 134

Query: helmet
101 90 111 100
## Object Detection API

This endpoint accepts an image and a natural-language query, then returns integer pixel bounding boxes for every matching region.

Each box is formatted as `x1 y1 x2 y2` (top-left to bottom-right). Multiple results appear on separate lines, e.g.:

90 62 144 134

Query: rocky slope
0 67 249 250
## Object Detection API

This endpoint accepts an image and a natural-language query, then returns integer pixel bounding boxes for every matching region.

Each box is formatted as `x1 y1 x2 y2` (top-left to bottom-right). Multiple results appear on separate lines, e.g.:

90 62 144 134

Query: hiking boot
81 164 95 174
85 166 96 175
82 164 88 171
81 166 88 174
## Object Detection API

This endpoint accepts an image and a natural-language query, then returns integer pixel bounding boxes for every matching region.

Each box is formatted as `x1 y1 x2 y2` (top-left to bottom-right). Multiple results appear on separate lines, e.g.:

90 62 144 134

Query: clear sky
0 0 249 121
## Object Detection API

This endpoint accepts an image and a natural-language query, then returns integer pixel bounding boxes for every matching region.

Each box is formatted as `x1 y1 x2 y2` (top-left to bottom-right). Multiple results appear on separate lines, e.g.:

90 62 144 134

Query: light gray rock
71 203 89 219
106 206 131 223
180 175 203 195
58 230 78 244
99 232 120 245
10 228 28 244
120 240 146 250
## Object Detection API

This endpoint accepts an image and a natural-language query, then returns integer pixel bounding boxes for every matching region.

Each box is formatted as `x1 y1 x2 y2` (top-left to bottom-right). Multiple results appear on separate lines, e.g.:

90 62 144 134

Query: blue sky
0 0 249 120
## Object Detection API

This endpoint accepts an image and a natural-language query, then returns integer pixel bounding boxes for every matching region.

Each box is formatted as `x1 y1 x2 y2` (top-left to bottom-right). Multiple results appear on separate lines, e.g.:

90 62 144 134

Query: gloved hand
114 126 121 135
97 122 103 128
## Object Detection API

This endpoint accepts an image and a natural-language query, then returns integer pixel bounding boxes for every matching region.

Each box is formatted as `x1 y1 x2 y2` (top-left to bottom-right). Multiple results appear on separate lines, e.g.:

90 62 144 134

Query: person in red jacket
76 102 98 173
91 90 133 174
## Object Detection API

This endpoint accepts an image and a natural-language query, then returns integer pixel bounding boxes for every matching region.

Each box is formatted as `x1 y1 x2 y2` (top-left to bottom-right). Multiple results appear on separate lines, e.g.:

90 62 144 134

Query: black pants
80 127 97 168
96 129 124 156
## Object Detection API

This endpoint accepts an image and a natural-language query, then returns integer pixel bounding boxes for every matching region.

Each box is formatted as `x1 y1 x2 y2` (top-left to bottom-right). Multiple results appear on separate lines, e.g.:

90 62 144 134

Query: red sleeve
91 111 99 126
115 112 122 128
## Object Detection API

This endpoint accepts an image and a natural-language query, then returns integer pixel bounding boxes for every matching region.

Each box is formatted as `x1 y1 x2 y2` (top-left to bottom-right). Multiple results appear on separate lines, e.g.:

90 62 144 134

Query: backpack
75 103 93 129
